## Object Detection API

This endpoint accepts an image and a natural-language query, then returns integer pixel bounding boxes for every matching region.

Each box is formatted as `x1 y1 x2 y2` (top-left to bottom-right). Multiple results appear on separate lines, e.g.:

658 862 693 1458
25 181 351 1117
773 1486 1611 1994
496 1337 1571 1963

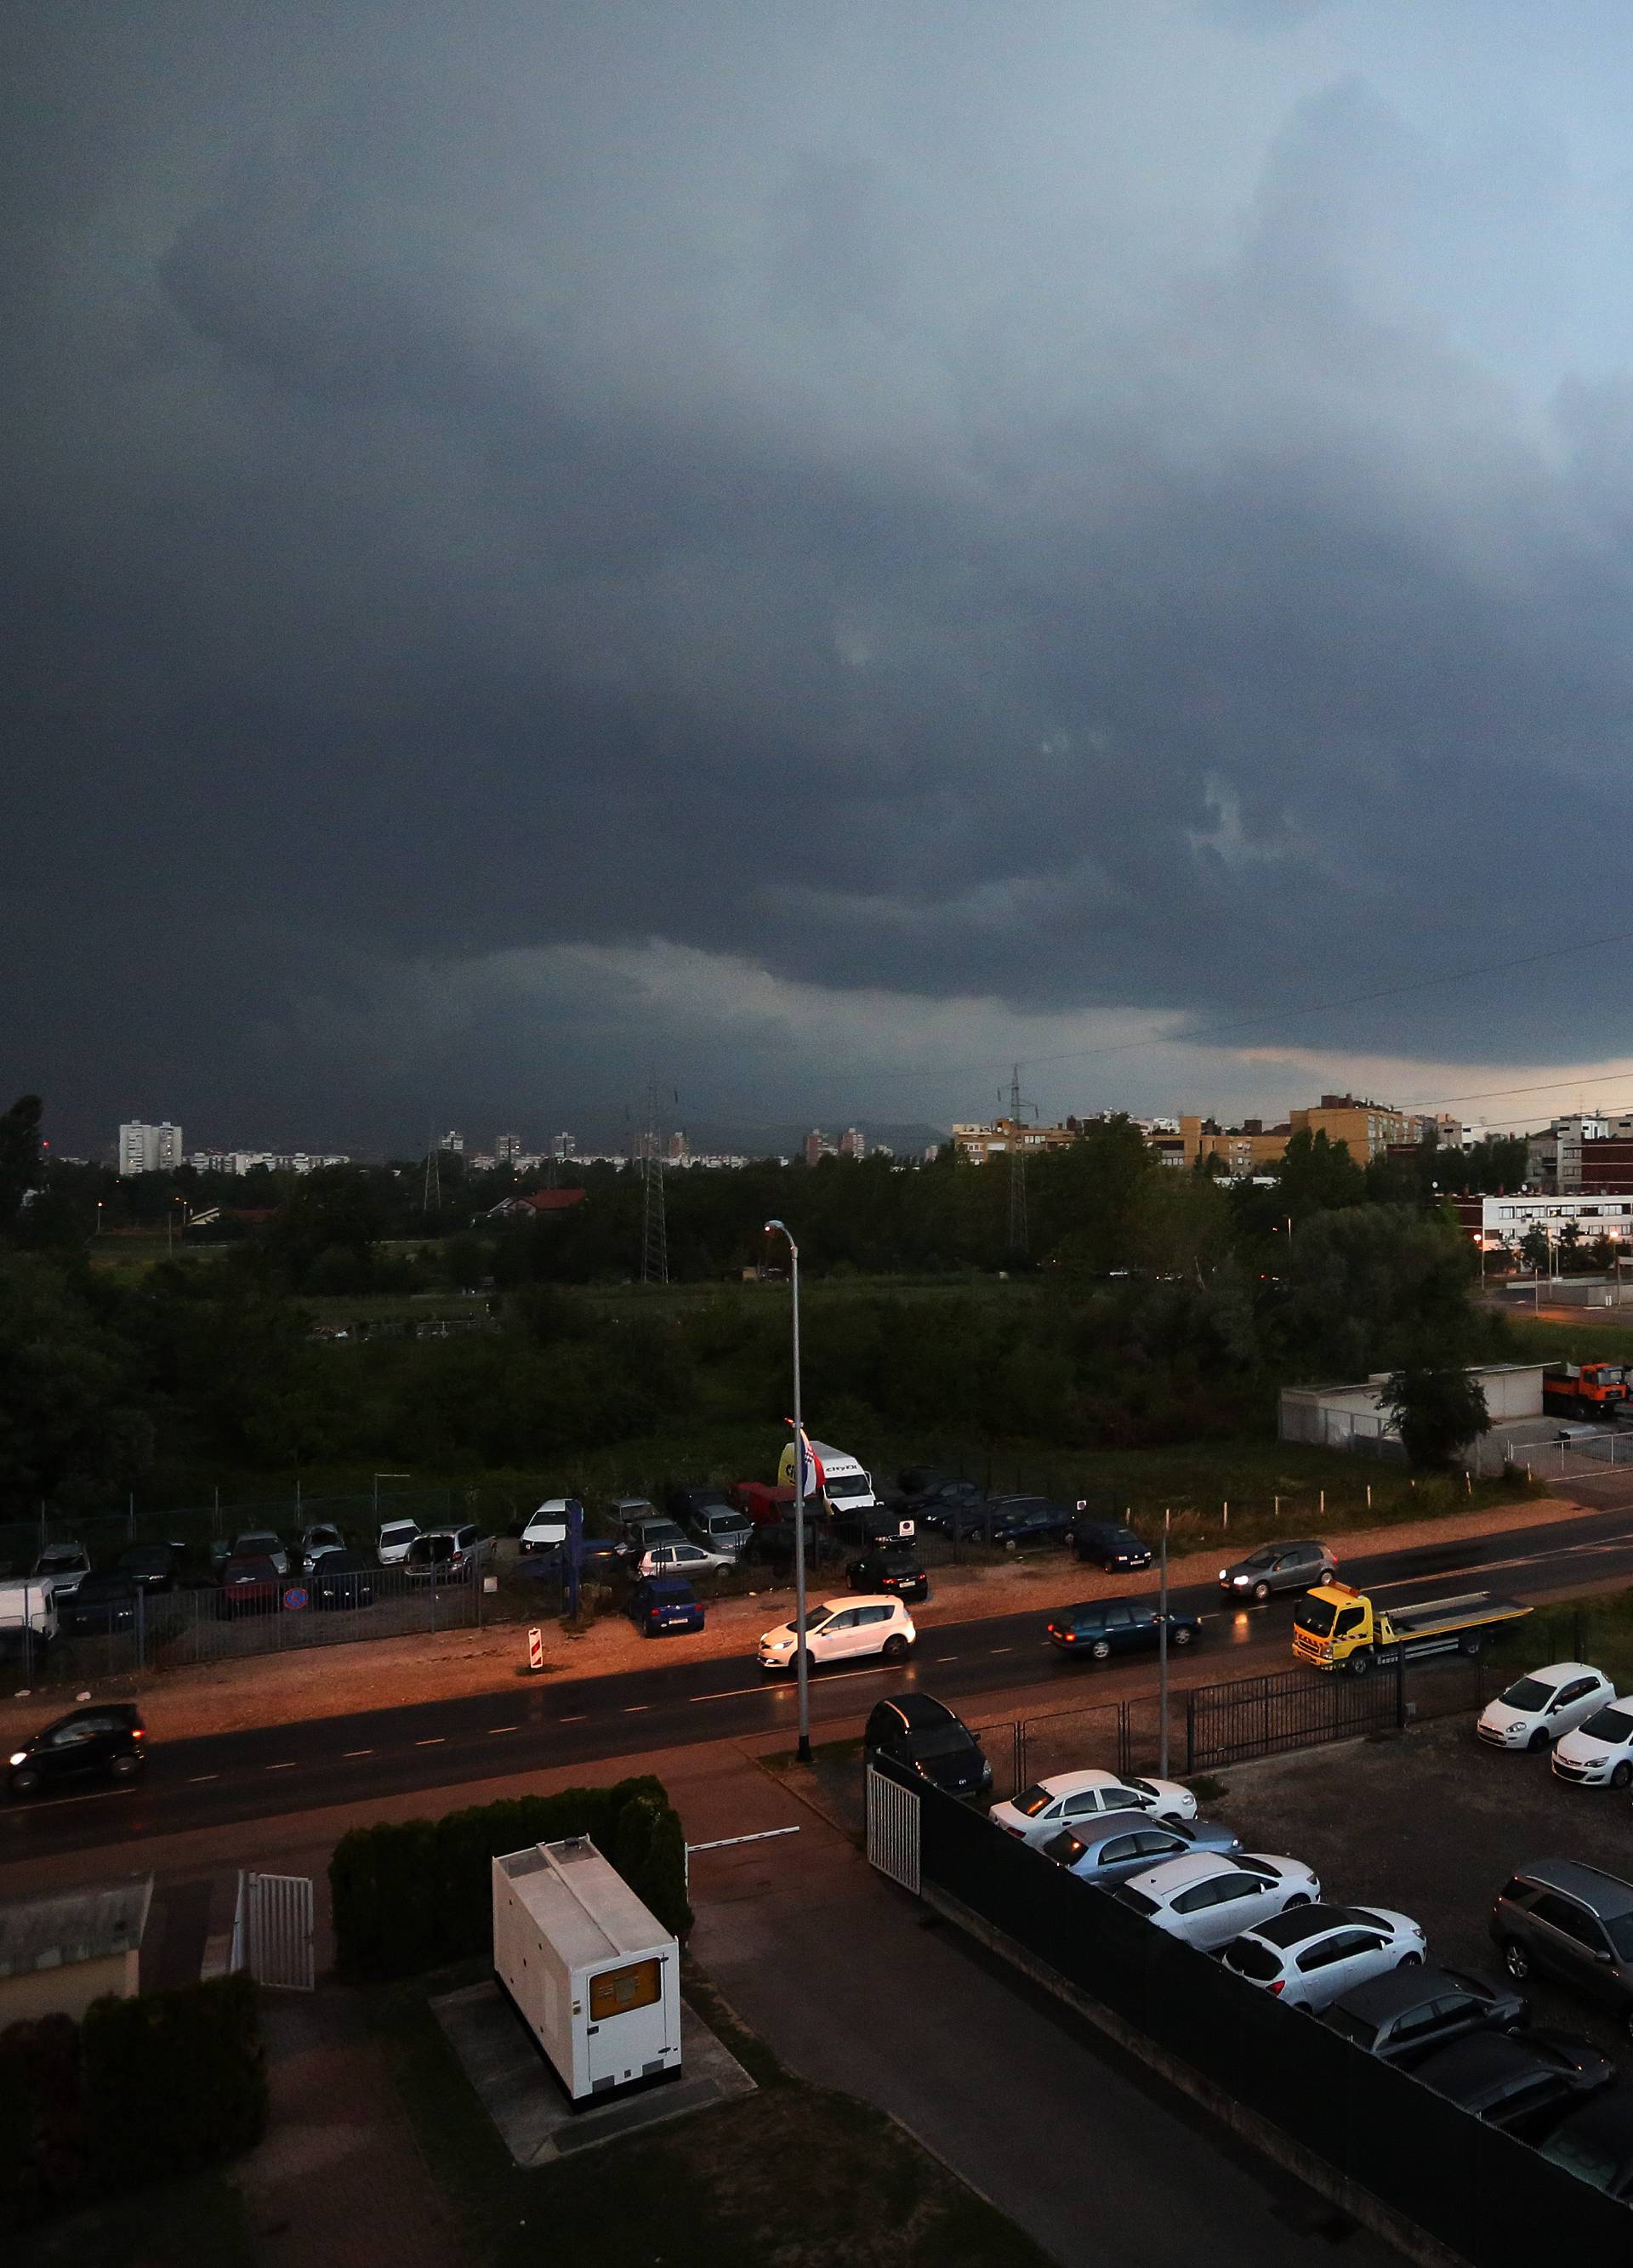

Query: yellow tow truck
1292 1582 1530 1675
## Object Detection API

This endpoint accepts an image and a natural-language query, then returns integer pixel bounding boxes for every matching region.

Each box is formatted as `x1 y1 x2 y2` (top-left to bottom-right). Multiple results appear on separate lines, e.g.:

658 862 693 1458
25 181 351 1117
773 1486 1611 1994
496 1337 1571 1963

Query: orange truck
1542 1362 1630 1421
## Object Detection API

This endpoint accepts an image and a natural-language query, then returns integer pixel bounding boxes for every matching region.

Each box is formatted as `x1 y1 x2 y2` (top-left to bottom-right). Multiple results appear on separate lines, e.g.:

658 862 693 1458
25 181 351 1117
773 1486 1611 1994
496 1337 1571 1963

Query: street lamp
764 1219 811 1765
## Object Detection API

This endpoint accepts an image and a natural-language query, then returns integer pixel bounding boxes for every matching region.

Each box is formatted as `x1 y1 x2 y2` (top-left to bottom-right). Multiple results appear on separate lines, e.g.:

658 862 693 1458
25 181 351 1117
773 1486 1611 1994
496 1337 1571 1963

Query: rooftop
0 1875 152 1977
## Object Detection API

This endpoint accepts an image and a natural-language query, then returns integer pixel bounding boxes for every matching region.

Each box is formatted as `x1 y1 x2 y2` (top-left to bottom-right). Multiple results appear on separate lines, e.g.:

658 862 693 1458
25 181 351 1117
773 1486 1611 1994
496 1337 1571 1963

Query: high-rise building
839 1127 864 1158
117 1121 184 1176
494 1133 523 1162
436 1129 465 1155
667 1130 690 1162
550 1131 577 1160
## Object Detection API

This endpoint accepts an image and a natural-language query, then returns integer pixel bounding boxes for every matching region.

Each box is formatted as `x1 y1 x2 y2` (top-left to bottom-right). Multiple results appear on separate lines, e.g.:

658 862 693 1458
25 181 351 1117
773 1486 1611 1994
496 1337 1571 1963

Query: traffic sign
283 1586 309 1612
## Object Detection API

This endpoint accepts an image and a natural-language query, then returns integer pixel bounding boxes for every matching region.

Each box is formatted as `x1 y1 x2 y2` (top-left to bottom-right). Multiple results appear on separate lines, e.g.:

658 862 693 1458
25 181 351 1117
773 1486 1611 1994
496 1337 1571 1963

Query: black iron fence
1185 1661 1407 1772
877 1759 1633 2268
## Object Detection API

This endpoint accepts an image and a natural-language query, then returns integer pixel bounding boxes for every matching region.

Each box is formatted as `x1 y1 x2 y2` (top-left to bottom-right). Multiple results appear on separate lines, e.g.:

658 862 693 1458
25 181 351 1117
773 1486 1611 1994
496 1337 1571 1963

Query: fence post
1394 1653 1406 1733
1185 1690 1196 1775
1222 1499 1229 1530
1012 1720 1025 1797
136 1586 145 1675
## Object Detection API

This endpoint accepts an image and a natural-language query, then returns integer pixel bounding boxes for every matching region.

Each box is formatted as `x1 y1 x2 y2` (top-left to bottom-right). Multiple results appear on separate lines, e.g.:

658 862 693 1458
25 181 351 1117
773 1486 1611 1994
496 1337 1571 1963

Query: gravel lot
1211 1709 1633 2060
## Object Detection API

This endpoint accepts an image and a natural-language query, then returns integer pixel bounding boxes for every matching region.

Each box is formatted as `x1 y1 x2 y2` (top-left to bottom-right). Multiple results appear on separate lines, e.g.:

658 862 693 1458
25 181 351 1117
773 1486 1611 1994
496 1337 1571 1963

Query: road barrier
867 1759 1632 2267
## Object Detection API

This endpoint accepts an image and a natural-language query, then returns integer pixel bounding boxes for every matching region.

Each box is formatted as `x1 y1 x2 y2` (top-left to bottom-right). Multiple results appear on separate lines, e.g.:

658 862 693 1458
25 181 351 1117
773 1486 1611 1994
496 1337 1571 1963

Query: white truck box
492 1836 680 2104
0 1580 58 1643
777 1438 876 1511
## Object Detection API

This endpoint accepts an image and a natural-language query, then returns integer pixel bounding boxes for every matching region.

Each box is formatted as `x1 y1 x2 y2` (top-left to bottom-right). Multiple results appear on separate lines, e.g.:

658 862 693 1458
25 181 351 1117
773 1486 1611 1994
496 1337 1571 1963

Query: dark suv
1490 1860 1633 2038
845 1546 928 1602
864 1693 992 1797
986 1497 1075 1547
8 1703 145 1799
1218 1539 1337 1602
1072 1521 1152 1572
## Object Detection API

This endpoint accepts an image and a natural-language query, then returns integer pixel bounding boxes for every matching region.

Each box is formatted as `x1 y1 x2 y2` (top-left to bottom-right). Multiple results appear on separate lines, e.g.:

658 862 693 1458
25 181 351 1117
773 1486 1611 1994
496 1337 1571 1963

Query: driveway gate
240 1870 316 1991
866 1766 921 1893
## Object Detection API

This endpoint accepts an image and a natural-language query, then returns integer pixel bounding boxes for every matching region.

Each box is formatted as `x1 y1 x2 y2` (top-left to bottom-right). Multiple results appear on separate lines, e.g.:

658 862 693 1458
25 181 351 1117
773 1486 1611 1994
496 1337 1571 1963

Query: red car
214 1555 285 1618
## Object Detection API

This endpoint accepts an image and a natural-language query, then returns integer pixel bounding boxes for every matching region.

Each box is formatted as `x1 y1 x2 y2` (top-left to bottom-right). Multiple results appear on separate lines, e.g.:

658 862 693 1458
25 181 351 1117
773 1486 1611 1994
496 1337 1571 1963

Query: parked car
863 1693 991 1795
833 1502 919 1547
1221 1903 1426 2009
1217 1539 1336 1603
627 1577 706 1638
6 1702 145 1798
117 1543 179 1594
1043 1816 1242 1887
1478 1663 1616 1754
405 1525 491 1580
759 1595 914 1674
1412 2029 1614 2138
298 1522 348 1571
520 1498 578 1554
228 1530 290 1577
1322 1964 1528 2065
990 1767 1198 1845
1537 2089 1633 2199
56 1571 139 1638
845 1547 928 1602
634 1538 734 1581
377 1518 421 1566
985 1496 1076 1548
1047 1599 1201 1664
729 1481 794 1526
664 1489 753 1555
1551 1698 1633 1788
1490 1860 1633 2035
30 1542 90 1600
617 1513 686 1559
311 1550 376 1609
609 1497 662 1539
896 1474 987 1526
1114 1853 1322 1952
215 1555 285 1617
1072 1521 1152 1572
749 1519 843 1572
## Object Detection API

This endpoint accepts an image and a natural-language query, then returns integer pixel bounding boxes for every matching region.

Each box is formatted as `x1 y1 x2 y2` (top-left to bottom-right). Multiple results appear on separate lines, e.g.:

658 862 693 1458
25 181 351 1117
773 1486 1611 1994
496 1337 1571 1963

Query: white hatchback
1113 1852 1322 1953
1553 1697 1633 1788
377 1519 421 1566
520 1498 578 1554
758 1595 914 1673
1477 1663 1614 1754
1221 1903 1425 2009
989 1767 1198 1845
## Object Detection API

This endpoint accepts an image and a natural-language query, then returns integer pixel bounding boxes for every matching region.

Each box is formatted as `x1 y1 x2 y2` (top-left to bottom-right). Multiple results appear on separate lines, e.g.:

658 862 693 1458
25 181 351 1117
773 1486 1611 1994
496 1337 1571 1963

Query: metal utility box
492 1837 680 2105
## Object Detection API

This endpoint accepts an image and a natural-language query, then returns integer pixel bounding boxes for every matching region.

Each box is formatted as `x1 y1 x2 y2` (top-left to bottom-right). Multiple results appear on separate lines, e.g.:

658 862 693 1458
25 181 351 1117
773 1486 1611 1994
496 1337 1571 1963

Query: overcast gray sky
10 0 1633 1154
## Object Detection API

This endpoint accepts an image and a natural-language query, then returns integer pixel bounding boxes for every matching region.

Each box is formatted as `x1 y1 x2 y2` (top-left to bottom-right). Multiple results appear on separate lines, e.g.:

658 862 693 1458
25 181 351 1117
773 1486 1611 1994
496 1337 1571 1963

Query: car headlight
8 1753 26 1767
1218 1569 1229 1580
1232 1575 1250 1587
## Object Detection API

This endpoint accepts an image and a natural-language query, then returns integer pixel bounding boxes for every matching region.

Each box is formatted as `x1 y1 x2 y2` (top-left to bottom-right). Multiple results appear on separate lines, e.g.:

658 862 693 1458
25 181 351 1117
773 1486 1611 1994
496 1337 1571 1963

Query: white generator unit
492 1837 681 2106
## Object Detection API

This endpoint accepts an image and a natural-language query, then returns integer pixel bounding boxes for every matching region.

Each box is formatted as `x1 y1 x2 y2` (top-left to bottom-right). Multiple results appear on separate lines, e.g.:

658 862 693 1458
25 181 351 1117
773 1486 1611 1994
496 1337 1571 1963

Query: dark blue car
627 1577 705 1638
1046 1597 1200 1663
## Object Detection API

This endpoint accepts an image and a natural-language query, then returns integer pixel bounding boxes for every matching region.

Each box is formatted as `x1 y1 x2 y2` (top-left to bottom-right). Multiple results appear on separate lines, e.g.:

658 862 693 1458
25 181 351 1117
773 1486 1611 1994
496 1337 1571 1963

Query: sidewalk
0 1489 1589 1752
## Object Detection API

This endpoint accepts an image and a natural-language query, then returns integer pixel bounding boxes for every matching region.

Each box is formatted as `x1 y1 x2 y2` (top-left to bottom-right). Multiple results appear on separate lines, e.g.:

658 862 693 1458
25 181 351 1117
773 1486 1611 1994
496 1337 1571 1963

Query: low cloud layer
9 3 1633 1150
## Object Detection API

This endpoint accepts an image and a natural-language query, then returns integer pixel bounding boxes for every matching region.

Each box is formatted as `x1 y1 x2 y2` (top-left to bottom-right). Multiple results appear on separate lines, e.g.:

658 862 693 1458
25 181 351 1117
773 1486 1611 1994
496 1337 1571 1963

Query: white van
0 1580 59 1645
777 1439 875 1515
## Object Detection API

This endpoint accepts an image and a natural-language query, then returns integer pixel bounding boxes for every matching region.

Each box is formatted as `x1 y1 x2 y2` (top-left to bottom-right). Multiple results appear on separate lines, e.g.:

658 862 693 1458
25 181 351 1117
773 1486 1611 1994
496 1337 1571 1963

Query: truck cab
1294 1582 1528 1674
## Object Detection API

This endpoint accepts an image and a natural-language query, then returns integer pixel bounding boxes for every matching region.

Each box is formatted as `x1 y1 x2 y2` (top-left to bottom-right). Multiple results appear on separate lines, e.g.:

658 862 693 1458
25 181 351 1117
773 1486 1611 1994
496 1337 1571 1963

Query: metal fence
1185 1662 1406 1771
239 1870 316 1992
869 1760 1633 2268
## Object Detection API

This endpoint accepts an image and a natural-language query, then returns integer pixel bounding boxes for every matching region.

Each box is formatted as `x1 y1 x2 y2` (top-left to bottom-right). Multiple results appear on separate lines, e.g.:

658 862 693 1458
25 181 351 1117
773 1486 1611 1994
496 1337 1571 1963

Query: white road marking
343 1748 373 1758
558 1714 588 1723
486 1725 518 1735
624 1705 650 1713
990 1647 1013 1656
692 1685 765 1702
0 1785 136 1813
265 1762 297 1772
415 1737 445 1747
188 1773 219 1783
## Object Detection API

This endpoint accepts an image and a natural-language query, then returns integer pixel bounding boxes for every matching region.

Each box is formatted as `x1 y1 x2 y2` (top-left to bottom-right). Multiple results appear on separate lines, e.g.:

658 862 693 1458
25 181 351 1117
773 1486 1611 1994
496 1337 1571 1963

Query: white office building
117 1121 184 1176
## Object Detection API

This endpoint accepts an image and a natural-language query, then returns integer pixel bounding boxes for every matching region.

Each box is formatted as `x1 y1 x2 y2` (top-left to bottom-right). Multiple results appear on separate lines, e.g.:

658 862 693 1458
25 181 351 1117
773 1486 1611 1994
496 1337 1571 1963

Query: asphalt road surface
6 1501 1633 1864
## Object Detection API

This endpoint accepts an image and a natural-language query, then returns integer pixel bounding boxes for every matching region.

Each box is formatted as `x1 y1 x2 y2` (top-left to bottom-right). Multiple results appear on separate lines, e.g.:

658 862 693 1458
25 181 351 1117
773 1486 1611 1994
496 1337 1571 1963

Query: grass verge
369 1962 1051 2268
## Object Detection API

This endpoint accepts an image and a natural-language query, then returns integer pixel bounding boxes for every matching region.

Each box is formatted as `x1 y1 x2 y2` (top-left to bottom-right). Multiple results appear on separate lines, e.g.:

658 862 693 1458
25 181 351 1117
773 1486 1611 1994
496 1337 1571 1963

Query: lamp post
764 1219 811 1764
1158 1507 1171 1778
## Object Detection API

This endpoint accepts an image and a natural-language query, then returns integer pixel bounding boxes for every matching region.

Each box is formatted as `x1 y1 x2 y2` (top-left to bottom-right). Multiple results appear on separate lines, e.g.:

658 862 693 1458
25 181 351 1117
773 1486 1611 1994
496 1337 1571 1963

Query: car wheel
1458 1633 1483 1658
1171 1626 1193 1647
1090 1639 1112 1662
1613 1763 1633 1790
1252 1581 1271 1604
1318 1566 1337 1584
1527 1729 1549 1754
881 1634 910 1663
1396 1951 1423 1969
1283 1892 1312 1907
8 1768 40 1797
109 1753 140 1777
1502 1940 1532 1982
1348 1651 1374 1677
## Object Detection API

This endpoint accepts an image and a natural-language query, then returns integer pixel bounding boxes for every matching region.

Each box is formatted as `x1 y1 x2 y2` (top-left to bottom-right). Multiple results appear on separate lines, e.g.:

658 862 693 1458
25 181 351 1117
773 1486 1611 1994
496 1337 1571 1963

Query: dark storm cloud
9 2 1633 1147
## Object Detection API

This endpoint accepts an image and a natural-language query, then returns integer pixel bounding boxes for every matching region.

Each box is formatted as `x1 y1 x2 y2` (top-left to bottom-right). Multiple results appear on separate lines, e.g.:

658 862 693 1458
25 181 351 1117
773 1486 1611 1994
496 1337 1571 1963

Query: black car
56 1571 139 1638
117 1542 179 1594
902 1476 990 1532
987 1496 1076 1547
311 1549 376 1610
833 1502 918 1548
214 1555 285 1618
1046 1598 1201 1663
1412 2030 1615 2139
864 1693 992 1797
1322 1964 1528 2065
665 1484 736 1526
845 1547 929 1602
7 1703 145 1798
1539 2089 1633 2198
1072 1520 1152 1572
750 1519 842 1571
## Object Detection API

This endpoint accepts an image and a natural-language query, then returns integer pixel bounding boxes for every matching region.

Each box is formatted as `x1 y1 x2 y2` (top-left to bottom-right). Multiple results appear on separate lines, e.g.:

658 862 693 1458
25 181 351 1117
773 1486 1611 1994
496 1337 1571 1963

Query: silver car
1042 1816 1242 1888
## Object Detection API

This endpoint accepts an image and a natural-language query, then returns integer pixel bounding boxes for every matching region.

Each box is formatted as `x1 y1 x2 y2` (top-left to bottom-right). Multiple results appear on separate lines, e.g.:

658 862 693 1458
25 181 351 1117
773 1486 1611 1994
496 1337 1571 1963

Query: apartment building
117 1121 184 1176
1526 1115 1633 1194
1288 1094 1426 1162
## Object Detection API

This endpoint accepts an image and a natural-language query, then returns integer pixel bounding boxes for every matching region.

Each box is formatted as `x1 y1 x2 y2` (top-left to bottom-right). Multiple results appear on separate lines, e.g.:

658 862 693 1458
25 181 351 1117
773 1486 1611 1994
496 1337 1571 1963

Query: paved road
5 1501 1633 1867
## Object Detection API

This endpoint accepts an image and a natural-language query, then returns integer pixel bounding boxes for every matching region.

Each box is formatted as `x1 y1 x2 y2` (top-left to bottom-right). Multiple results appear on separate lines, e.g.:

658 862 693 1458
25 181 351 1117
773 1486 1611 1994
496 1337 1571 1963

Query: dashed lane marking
415 1737 445 1747
343 1748 373 1758
188 1773 219 1783
558 1714 588 1723
265 1762 297 1772
486 1725 518 1734
624 1705 650 1714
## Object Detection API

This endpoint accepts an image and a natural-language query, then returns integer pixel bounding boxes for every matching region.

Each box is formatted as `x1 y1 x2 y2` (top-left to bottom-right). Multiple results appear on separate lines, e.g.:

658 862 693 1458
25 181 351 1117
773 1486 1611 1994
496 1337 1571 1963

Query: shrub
329 1774 686 1980
81 1971 266 2193
0 2014 84 2225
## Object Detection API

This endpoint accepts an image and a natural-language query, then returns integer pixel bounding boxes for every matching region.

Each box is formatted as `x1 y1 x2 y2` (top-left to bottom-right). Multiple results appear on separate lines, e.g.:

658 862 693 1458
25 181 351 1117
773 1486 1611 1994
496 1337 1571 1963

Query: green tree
1274 1204 1484 1379
0 1095 43 1229
1381 1366 1490 1469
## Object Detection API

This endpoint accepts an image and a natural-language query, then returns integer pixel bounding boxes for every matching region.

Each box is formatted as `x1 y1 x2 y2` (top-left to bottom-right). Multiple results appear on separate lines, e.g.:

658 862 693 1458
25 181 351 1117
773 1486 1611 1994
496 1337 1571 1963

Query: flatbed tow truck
1292 1582 1530 1675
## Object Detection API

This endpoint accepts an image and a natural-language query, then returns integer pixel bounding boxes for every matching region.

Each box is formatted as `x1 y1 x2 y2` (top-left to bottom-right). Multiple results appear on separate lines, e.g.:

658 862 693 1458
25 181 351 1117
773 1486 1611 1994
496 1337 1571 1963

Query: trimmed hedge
329 1774 691 1980
0 1975 265 2226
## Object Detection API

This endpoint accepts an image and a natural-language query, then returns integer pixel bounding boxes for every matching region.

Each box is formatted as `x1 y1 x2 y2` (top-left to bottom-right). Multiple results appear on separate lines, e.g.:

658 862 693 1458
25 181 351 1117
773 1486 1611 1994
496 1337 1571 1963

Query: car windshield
1012 1784 1055 1818
1582 1705 1633 1743
904 1727 974 1760
410 1536 455 1562
1223 1939 1283 1981
238 1534 280 1553
1499 1677 1556 1712
1293 1599 1339 1636
794 1608 834 1632
1241 1549 1276 1570
1605 1915 1633 1961
1113 1885 1158 1915
381 1523 417 1543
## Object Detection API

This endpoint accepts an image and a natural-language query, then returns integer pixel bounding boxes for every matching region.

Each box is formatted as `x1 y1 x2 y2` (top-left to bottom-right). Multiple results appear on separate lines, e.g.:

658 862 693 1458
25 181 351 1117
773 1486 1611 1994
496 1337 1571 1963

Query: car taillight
131 1728 145 1740
1268 1979 1283 1996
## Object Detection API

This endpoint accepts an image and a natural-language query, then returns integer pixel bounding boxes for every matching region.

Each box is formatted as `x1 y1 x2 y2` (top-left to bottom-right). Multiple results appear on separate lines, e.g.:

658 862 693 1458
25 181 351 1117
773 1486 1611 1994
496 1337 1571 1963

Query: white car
31 1543 90 1600
377 1519 421 1566
1552 1697 1633 1788
990 1767 1198 1844
520 1498 578 1555
637 1539 735 1581
1221 1903 1425 2009
1114 1853 1322 1953
758 1594 914 1673
1477 1663 1615 1754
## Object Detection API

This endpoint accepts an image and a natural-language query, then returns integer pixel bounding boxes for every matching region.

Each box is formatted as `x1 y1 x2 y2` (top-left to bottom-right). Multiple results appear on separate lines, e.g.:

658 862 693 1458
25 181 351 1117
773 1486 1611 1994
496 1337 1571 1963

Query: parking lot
1213 1709 1633 2061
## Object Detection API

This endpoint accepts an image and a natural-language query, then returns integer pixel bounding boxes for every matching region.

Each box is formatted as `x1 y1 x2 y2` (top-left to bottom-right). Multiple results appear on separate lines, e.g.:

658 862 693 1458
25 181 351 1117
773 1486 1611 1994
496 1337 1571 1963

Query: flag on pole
782 1422 820 1498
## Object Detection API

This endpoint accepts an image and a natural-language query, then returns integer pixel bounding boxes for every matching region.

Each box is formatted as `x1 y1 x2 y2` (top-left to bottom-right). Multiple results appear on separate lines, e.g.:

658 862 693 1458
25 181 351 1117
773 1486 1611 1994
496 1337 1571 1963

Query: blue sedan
1043 1816 1242 1887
